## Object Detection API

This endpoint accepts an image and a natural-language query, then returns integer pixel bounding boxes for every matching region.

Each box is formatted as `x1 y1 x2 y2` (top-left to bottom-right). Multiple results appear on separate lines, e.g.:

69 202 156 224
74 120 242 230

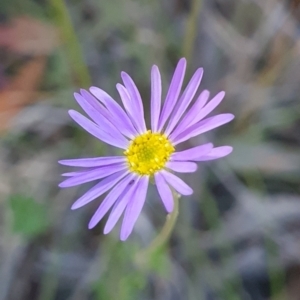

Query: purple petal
78 89 110 119
61 170 91 177
171 90 210 137
158 58 187 131
170 143 213 161
58 156 125 167
74 92 104 126
79 89 126 137
150 65 162 132
121 72 147 133
164 68 203 136
182 91 225 131
68 110 129 149
89 87 138 138
103 178 140 234
59 163 127 188
116 83 144 134
166 161 198 173
154 172 174 213
78 89 103 111
71 170 128 209
79 90 116 126
160 170 193 195
120 176 149 241
74 93 121 136
196 146 233 161
88 174 136 229
171 113 235 145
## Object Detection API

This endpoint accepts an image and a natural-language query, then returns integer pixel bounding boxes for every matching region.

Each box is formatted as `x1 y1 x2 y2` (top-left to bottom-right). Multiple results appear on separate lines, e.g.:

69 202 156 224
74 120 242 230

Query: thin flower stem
135 189 180 268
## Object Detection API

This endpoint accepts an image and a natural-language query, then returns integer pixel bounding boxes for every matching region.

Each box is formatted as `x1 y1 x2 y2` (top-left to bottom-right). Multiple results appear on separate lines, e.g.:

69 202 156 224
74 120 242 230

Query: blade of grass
49 0 91 87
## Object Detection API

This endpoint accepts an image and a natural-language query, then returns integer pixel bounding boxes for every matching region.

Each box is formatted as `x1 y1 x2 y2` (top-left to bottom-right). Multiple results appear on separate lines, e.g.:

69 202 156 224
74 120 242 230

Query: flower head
59 58 234 241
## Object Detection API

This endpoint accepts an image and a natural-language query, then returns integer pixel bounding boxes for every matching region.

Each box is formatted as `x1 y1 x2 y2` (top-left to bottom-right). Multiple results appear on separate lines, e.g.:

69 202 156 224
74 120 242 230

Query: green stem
182 0 202 61
135 190 180 268
49 0 91 87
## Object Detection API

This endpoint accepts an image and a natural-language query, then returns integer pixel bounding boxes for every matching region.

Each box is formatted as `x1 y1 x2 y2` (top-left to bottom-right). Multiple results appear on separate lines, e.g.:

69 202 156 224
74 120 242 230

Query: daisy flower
59 58 234 241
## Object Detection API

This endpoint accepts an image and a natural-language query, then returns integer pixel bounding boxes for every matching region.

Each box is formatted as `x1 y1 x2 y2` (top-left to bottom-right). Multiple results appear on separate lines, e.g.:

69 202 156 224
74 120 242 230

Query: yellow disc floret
124 130 175 176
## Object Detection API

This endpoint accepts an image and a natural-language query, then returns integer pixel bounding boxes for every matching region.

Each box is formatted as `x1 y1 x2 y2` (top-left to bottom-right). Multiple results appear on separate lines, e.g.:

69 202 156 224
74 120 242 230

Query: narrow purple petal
121 72 147 133
166 161 198 173
150 65 162 132
158 58 187 131
89 87 138 138
58 156 125 167
160 170 193 195
74 93 121 136
59 163 127 188
74 92 104 126
120 176 149 241
78 89 103 111
69 110 129 149
103 178 140 234
164 68 203 136
171 143 213 161
171 113 235 145
78 89 127 137
116 83 144 134
154 172 174 213
196 146 233 161
182 91 226 131
171 90 210 137
78 89 110 120
88 174 136 229
71 171 128 209
79 90 116 126
121 73 144 115
61 171 91 177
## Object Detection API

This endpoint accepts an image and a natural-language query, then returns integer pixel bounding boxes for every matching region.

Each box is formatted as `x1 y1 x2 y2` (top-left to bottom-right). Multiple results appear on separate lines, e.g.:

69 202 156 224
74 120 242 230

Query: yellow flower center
124 130 175 176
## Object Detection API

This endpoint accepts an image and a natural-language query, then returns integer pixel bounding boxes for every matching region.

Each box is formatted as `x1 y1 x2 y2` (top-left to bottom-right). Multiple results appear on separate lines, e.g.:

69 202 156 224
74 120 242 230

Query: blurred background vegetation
0 0 300 299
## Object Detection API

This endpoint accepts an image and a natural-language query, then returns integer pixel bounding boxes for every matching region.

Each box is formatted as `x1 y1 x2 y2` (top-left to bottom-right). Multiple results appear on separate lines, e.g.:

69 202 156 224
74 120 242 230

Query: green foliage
119 273 146 300
43 50 73 90
92 240 143 300
0 0 46 18
145 247 171 278
9 194 48 237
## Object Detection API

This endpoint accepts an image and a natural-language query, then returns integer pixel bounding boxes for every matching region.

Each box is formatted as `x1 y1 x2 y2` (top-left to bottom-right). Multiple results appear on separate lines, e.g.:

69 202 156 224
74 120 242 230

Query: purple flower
59 58 234 241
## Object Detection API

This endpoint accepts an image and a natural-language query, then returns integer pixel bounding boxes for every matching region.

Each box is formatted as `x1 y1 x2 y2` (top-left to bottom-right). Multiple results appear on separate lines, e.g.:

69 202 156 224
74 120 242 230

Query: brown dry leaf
0 16 59 55
0 57 47 132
